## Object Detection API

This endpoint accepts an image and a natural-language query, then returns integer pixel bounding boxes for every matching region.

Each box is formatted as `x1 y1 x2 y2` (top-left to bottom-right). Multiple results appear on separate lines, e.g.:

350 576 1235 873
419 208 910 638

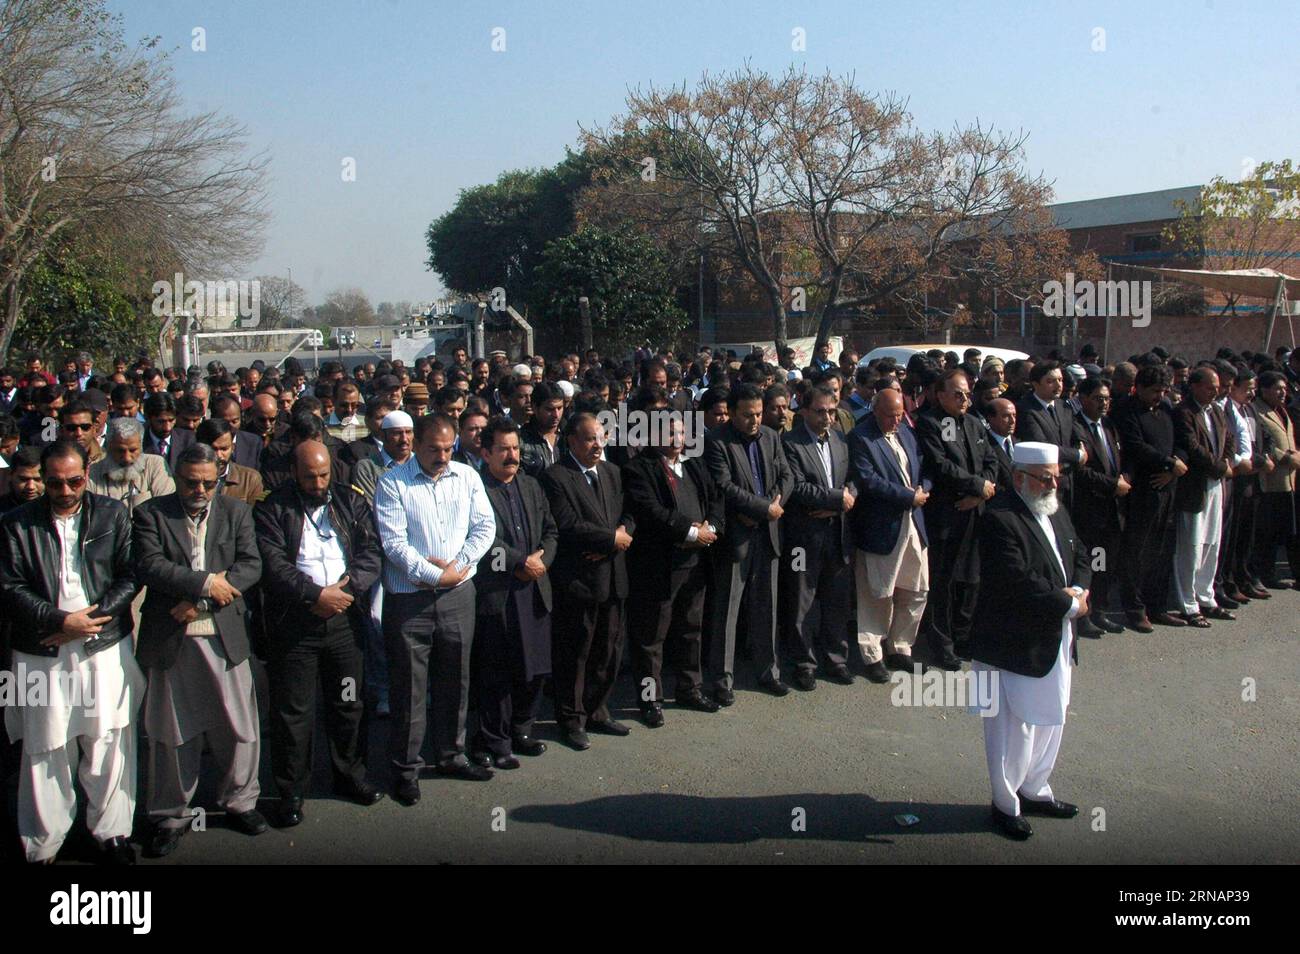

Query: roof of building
1048 185 1202 230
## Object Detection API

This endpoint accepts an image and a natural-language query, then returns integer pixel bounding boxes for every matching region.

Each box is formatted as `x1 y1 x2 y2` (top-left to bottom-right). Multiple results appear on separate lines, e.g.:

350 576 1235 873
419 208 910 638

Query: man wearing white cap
967 440 1092 841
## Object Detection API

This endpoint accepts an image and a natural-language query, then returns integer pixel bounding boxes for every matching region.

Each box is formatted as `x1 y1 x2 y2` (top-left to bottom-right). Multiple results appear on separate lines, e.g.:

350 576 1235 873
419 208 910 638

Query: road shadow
510 792 987 844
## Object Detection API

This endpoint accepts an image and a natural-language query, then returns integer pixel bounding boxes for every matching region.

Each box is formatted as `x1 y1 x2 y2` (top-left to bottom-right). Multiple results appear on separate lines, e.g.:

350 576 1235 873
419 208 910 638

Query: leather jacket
0 492 137 658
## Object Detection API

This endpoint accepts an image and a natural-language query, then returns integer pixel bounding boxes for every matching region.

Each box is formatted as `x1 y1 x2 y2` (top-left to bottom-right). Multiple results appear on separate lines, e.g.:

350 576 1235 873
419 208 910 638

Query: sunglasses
62 422 95 432
178 476 220 491
45 475 86 490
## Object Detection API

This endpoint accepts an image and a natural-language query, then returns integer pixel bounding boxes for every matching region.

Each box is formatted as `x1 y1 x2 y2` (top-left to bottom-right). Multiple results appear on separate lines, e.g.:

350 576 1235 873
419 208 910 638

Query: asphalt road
126 585 1299 866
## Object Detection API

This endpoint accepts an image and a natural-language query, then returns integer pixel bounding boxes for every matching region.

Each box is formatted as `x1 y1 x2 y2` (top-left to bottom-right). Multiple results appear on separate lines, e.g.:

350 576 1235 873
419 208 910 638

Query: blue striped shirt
374 457 496 593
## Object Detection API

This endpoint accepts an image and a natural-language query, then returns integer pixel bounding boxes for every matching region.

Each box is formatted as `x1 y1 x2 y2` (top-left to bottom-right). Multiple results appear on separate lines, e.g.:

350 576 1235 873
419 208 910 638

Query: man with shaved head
254 441 385 827
985 397 1018 494
248 393 285 450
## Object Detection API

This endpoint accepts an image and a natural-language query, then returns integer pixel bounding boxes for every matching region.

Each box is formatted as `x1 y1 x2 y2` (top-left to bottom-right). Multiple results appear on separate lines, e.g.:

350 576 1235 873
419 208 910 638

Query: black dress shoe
1201 605 1235 621
1151 611 1188 627
489 753 520 770
1018 796 1079 819
677 689 721 712
588 718 631 736
101 836 136 865
824 663 854 685
511 735 548 756
469 750 493 767
1246 585 1271 600
147 826 187 858
337 781 385 806
230 808 270 836
757 674 790 696
640 702 665 728
1094 615 1125 634
1224 587 1250 604
864 661 891 683
884 653 920 672
435 760 494 781
562 728 591 750
792 669 817 691
1214 593 1241 610
713 686 736 707
279 797 304 828
1077 618 1104 639
393 779 421 806
1263 578 1290 590
991 804 1033 841
935 651 963 670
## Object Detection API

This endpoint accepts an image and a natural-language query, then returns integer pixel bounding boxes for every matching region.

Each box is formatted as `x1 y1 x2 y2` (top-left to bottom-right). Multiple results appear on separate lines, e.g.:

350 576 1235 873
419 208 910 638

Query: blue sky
111 0 1300 308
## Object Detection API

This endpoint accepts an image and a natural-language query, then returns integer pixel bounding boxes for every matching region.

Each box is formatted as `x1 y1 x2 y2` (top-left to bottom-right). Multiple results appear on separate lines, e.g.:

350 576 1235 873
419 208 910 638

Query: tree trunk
813 301 838 357
767 287 788 354
1 279 25 366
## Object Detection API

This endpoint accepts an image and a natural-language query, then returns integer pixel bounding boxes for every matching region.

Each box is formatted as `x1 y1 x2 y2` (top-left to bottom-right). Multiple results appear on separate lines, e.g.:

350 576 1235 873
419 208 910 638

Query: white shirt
297 503 347 588
53 511 89 612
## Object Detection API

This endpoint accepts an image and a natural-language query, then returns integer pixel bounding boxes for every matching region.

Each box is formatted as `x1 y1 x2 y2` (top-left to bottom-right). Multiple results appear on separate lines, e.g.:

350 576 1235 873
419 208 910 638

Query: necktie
747 438 766 495
1092 421 1116 473
1003 435 1013 458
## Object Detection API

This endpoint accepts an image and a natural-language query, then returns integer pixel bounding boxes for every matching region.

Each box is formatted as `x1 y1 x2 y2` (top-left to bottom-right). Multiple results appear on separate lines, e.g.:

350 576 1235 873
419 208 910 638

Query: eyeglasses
178 476 219 491
1023 471 1059 486
44 476 86 490
62 422 95 432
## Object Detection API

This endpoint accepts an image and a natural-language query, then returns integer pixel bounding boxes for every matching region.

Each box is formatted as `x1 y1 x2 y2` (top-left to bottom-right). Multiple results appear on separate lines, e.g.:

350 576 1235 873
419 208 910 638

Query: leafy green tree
530 227 688 357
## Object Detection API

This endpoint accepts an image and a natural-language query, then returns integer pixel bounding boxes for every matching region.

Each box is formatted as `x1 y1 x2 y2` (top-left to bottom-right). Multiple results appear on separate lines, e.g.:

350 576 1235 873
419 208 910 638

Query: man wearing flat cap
967 441 1091 842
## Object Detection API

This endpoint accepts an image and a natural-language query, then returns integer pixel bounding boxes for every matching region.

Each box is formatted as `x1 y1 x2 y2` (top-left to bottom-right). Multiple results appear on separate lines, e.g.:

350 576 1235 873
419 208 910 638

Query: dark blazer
341 434 383 469
260 434 352 494
968 492 1092 678
540 455 635 604
143 426 195 472
986 429 1016 494
781 421 855 561
519 423 560 479
1172 399 1231 513
252 481 383 647
622 450 724 600
915 404 997 581
847 415 930 554
1111 394 1180 483
1072 412 1127 533
0 493 138 658
475 472 557 618
230 429 263 470
704 422 794 558
132 492 262 671
1015 394 1085 470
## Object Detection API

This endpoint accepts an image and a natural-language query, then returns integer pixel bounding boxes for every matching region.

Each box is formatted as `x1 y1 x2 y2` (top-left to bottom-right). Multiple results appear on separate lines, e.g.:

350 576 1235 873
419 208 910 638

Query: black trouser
1213 474 1239 594
779 532 850 673
1120 487 1177 616
384 584 475 782
709 530 779 690
629 562 707 703
551 597 623 732
1079 525 1121 618
268 612 368 799
1230 485 1262 588
1219 477 1257 591
470 613 547 756
922 530 976 657
1252 492 1300 583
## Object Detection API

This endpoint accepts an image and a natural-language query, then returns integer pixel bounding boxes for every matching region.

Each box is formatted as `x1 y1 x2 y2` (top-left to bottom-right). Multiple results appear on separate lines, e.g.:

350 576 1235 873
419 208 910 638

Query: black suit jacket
132 492 262 671
143 426 195 473
475 472 557 618
781 421 855 561
252 481 383 649
1016 395 1085 470
1072 412 1126 533
968 492 1092 678
540 456 635 604
704 422 794 559
1111 394 1180 484
622 450 724 600
1172 399 1232 513
230 429 263 470
341 435 383 469
915 405 997 581
986 429 1016 495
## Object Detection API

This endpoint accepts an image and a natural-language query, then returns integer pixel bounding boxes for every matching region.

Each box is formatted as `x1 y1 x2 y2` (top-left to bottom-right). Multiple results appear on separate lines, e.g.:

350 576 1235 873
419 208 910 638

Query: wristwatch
195 597 213 613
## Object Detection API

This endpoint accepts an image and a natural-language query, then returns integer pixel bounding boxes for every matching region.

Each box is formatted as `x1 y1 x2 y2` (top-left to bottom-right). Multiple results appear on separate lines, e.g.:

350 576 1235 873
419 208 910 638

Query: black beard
300 491 329 507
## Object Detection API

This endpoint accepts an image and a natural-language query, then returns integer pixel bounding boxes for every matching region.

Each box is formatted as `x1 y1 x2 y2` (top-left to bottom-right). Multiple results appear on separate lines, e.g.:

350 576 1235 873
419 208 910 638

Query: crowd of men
0 334 1296 859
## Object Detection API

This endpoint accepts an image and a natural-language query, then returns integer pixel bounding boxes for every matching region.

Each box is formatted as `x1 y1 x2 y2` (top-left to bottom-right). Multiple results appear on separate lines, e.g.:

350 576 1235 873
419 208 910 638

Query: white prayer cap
786 368 803 382
1013 441 1058 466
555 379 575 398
513 363 532 377
381 410 414 430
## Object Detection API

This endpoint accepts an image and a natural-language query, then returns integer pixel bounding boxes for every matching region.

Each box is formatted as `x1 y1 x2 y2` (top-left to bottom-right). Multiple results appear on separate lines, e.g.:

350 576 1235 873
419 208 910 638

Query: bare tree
0 0 268 361
580 65 1089 351
318 287 376 328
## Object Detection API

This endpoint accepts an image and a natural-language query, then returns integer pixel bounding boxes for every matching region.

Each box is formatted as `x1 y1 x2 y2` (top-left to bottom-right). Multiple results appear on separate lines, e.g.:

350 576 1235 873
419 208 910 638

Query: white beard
1019 487 1059 517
